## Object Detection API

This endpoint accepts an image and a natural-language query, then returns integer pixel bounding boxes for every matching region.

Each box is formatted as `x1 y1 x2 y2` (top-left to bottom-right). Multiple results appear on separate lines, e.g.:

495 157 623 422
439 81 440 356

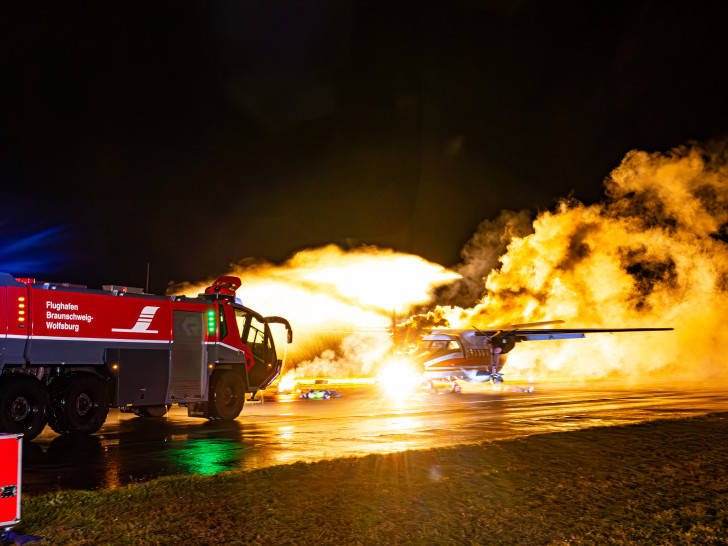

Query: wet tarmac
21 379 728 495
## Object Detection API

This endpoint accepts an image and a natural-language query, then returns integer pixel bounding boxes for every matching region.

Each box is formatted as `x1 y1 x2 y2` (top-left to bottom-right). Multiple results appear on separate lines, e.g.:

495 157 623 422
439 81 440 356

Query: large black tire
48 373 109 435
0 374 48 441
209 370 245 420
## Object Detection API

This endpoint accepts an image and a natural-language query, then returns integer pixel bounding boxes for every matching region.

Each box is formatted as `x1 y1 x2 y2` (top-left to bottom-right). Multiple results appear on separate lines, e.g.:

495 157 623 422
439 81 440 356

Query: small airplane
392 320 673 385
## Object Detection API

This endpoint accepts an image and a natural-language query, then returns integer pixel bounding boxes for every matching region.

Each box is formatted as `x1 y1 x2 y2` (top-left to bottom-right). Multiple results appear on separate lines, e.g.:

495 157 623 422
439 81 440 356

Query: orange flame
377 358 422 398
174 244 459 378
277 371 297 393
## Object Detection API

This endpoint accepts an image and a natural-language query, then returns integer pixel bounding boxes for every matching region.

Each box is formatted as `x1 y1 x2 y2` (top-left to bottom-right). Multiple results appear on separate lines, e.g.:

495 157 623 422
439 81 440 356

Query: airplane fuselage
407 331 509 383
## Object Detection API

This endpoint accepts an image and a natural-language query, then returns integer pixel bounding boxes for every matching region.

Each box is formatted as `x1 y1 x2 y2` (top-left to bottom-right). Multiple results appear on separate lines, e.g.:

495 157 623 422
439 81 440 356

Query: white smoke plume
292 333 392 378
436 209 534 308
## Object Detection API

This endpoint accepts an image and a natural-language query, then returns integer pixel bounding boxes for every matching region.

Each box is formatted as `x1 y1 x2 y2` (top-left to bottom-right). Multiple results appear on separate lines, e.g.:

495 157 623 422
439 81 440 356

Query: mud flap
187 402 210 418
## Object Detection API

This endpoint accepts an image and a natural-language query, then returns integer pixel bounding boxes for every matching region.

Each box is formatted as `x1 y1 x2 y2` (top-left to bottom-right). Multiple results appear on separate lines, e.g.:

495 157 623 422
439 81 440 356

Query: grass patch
16 413 728 544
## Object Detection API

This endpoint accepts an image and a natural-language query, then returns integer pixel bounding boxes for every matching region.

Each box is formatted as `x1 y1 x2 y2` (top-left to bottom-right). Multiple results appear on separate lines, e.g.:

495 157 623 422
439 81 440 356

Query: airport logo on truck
111 306 160 333
45 301 94 333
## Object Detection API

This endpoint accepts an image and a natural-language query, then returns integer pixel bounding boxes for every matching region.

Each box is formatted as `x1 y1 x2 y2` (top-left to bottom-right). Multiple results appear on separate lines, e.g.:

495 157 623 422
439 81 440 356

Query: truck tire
0 374 48 441
48 373 109 435
209 370 245 420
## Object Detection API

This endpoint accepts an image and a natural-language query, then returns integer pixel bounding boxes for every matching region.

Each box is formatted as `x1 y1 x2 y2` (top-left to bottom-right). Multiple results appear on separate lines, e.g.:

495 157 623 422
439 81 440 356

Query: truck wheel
48 373 109 435
209 370 245 420
0 374 48 441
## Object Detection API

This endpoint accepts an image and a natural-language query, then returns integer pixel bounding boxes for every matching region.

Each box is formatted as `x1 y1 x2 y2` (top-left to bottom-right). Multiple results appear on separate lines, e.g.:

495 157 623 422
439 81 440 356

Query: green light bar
206 308 215 335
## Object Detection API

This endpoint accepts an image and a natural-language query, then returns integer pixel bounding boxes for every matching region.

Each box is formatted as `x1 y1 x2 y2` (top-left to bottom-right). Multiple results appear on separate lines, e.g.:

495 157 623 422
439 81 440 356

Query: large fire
449 143 728 381
454 142 728 380
175 244 460 378
178 142 728 383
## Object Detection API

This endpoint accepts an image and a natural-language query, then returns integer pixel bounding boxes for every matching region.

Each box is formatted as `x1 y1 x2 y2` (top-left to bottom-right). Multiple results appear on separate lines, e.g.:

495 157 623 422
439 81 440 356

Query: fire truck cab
0 273 292 440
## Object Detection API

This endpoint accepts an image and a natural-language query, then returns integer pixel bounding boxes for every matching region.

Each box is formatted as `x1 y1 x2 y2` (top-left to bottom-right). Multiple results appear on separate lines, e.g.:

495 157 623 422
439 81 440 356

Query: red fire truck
0 272 292 441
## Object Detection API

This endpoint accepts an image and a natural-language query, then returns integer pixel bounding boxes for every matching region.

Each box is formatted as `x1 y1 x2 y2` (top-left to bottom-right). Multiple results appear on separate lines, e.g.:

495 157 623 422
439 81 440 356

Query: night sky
2 1 728 293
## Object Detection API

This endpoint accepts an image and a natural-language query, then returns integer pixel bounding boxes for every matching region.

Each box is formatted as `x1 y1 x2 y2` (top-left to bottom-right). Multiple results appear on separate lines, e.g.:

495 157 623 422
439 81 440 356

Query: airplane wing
507 327 674 341
433 322 673 340
352 320 674 345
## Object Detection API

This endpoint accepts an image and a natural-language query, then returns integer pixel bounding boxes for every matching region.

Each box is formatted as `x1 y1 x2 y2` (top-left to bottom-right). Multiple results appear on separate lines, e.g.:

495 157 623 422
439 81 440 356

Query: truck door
234 308 278 390
168 310 207 402
243 314 271 388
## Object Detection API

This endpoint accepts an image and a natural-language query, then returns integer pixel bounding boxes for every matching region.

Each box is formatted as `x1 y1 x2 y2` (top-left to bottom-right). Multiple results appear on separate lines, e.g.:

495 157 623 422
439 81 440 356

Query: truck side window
246 316 266 359
233 307 269 360
218 304 228 340
234 309 248 340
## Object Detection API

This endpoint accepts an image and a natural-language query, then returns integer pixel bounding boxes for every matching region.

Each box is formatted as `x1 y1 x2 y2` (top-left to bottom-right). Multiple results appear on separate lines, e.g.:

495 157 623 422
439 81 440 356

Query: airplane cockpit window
419 340 460 351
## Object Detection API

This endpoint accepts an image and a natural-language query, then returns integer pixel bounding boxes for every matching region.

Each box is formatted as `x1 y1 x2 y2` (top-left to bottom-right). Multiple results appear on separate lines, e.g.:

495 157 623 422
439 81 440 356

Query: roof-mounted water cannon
202 276 243 302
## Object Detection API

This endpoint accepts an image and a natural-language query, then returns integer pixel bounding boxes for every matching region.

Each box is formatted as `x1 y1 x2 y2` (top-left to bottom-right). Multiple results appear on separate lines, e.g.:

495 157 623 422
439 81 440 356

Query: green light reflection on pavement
167 438 243 476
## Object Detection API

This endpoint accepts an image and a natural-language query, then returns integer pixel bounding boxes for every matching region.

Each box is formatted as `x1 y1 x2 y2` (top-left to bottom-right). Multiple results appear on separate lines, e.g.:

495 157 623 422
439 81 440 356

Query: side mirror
265 316 293 344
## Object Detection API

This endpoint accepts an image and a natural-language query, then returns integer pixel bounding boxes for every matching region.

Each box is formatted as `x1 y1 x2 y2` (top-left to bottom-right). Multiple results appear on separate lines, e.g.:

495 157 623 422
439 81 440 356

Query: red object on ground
0 433 22 530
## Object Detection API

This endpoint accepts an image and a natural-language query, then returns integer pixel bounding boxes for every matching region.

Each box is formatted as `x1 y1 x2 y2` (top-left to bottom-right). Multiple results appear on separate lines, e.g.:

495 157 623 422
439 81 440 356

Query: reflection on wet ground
22 379 728 495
